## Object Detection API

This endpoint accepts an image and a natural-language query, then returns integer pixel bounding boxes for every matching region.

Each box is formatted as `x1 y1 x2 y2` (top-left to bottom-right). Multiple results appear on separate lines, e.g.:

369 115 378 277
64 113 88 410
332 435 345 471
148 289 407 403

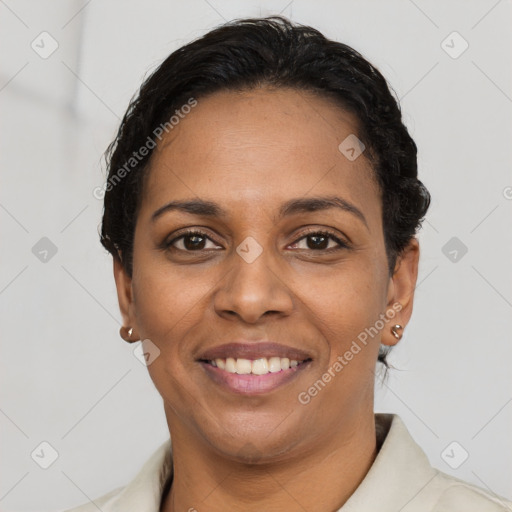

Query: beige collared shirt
63 413 511 511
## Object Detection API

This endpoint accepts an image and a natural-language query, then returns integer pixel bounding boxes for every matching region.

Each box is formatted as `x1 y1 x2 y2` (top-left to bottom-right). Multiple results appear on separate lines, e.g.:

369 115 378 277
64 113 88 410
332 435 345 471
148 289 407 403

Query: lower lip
199 360 312 395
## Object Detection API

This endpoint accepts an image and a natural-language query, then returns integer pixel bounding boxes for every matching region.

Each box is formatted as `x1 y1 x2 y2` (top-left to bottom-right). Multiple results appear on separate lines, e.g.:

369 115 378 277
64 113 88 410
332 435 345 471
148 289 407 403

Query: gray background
1 0 511 510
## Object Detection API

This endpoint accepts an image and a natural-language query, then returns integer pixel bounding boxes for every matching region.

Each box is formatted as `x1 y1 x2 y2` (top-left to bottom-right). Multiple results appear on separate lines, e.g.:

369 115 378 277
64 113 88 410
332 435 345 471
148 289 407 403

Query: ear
113 256 139 339
381 238 420 347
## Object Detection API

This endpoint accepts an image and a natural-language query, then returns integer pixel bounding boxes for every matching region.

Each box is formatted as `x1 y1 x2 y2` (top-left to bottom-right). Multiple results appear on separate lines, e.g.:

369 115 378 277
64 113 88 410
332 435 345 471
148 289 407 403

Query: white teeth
268 357 281 373
235 358 252 374
225 357 237 373
208 356 305 374
252 358 269 375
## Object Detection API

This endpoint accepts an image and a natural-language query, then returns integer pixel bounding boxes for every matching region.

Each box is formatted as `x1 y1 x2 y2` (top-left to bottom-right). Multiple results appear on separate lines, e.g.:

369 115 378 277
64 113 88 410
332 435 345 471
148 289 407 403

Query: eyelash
163 228 350 254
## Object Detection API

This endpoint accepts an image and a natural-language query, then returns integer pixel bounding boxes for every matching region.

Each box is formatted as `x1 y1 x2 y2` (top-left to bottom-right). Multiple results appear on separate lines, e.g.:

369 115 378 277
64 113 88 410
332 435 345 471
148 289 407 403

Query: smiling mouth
198 356 313 395
199 356 313 375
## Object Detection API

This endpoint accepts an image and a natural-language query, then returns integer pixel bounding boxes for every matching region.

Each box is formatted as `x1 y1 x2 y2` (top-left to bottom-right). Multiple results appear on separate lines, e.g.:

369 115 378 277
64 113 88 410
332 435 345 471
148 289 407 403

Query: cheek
130 268 206 405
132 265 211 347
302 258 387 367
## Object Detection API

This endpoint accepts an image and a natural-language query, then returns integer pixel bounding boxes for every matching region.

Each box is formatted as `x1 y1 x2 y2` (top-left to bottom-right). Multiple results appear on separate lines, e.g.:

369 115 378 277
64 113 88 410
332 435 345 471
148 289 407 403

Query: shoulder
431 470 512 511
365 414 512 512
59 486 124 512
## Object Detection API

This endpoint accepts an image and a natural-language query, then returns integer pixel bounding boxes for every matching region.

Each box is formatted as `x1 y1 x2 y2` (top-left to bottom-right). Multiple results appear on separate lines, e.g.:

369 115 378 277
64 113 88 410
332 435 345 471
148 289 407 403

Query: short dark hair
100 15 430 367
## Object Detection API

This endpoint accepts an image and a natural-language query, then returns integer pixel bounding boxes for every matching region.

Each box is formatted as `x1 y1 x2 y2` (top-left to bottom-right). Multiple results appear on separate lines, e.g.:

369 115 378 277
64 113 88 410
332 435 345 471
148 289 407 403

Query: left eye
289 231 347 251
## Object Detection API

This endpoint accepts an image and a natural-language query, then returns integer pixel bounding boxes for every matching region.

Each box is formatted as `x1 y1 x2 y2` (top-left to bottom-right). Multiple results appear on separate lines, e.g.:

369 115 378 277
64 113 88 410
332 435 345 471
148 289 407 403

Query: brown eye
166 230 221 252
289 230 349 251
163 228 349 254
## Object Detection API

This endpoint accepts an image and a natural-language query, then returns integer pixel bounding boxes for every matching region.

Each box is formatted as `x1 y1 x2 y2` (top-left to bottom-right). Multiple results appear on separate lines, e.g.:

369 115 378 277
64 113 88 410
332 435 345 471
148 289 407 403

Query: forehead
140 87 381 224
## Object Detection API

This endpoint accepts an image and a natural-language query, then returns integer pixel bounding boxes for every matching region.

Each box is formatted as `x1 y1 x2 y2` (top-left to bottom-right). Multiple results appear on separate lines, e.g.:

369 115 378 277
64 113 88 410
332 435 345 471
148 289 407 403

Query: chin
204 417 305 465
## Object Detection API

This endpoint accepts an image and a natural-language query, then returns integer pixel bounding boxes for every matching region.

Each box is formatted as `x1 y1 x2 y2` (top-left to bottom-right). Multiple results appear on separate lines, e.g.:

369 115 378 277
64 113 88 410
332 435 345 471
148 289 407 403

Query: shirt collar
341 413 439 511
113 413 438 512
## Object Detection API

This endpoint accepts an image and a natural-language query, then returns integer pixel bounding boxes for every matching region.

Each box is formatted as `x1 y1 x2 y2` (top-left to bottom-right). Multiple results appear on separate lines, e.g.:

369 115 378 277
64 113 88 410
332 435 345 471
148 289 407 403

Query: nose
213 241 294 324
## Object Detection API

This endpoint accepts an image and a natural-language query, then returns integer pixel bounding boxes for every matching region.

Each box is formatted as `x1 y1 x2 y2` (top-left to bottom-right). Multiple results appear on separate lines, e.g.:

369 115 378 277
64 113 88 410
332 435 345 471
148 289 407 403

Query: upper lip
197 342 313 362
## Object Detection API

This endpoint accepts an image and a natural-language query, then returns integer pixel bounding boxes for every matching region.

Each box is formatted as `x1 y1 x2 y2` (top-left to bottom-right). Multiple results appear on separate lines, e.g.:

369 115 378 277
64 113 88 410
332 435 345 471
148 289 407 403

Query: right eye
165 230 223 252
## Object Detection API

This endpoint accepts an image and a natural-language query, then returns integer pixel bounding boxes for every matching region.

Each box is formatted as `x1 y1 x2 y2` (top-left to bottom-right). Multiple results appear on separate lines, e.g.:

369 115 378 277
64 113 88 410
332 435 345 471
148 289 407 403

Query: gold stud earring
390 324 403 340
120 326 136 343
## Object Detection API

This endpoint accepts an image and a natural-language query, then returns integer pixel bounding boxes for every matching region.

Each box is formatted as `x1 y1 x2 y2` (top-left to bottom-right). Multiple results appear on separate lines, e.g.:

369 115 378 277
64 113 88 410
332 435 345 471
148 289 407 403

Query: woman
65 16 511 512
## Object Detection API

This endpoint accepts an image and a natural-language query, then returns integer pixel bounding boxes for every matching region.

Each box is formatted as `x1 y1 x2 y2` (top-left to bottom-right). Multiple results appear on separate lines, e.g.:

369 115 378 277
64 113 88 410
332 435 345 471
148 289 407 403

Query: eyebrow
151 195 368 230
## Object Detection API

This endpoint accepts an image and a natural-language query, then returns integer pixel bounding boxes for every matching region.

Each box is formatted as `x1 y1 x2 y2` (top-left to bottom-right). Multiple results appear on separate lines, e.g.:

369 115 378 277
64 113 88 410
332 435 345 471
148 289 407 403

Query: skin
114 87 419 512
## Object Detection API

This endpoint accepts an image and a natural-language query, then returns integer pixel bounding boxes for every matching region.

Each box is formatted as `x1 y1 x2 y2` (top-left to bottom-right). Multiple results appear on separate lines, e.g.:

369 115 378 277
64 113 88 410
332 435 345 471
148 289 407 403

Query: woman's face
115 87 418 462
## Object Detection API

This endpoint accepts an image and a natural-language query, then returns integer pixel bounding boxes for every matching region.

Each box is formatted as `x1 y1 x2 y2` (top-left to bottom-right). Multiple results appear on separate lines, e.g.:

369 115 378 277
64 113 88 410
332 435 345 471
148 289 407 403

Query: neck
161 408 377 512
